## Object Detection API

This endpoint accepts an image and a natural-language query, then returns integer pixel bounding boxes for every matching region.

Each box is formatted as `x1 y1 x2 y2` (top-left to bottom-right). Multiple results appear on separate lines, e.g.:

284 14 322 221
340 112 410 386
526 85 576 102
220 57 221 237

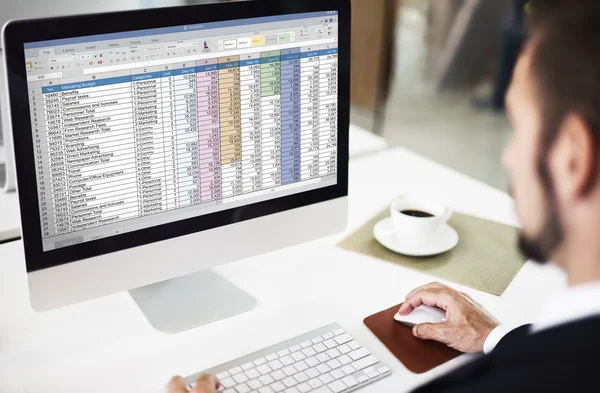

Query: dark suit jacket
412 317 600 392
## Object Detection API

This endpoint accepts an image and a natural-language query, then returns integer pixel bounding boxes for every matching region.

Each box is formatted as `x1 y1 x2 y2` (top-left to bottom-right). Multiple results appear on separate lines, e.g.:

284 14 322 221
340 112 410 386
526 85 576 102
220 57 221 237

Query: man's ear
550 113 596 201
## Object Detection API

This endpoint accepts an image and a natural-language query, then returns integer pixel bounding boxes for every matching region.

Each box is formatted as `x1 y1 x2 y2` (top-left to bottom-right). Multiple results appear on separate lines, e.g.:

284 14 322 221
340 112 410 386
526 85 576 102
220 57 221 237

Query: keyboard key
278 349 290 357
333 329 345 336
378 366 391 374
326 359 342 370
294 371 309 383
326 348 341 358
341 376 358 388
338 355 352 365
295 361 309 372
348 348 370 361
291 352 306 361
269 360 284 370
322 332 334 340
316 364 332 374
271 381 286 392
285 388 300 393
324 339 337 349
280 356 294 366
338 344 351 354
330 369 345 380
301 341 312 348
316 353 330 363
248 379 263 390
363 367 376 375
216 371 231 380
259 375 275 385
348 341 361 350
221 378 236 388
341 365 356 375
306 368 320 379
351 355 379 371
356 374 369 383
283 366 296 376
312 336 324 344
254 358 267 366
242 362 255 371
334 334 352 345
233 373 248 384
223 389 235 393
266 354 279 361
302 347 317 357
229 367 243 375
257 364 273 375
328 380 347 393
246 369 260 379
319 373 334 384
289 345 302 353
309 378 324 389
296 382 311 393
306 356 320 367
259 387 274 393
282 377 297 388
367 371 379 379
235 383 251 393
271 370 286 380
313 343 328 353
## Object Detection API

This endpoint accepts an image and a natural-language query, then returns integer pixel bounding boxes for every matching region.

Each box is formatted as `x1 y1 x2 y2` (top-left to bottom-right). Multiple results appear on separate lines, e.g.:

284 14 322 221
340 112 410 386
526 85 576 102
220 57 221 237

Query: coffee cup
383 196 453 245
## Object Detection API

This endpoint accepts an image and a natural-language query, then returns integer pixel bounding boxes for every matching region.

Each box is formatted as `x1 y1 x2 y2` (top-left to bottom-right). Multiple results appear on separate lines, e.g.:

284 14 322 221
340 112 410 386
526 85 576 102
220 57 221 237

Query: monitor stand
129 270 257 334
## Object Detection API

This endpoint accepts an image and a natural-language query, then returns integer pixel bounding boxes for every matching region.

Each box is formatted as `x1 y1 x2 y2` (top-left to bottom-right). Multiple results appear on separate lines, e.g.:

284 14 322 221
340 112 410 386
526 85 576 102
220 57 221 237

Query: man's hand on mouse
398 282 500 353
167 374 219 393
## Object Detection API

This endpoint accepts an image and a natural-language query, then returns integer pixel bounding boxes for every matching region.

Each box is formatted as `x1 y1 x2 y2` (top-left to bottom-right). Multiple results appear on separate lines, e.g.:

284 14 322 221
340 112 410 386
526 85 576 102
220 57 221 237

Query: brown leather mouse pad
364 303 461 374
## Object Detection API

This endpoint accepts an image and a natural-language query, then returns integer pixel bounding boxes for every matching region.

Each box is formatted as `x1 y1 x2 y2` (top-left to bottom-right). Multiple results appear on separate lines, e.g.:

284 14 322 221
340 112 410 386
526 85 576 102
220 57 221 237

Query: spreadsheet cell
29 27 338 245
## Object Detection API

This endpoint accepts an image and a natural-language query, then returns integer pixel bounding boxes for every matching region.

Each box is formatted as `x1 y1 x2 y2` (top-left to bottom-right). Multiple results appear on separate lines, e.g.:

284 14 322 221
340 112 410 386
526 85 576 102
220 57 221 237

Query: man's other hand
398 282 500 353
167 374 220 393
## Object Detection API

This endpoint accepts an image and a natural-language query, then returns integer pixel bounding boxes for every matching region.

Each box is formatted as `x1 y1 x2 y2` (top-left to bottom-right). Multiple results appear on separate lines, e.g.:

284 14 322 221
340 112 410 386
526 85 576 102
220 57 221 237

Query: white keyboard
184 323 391 393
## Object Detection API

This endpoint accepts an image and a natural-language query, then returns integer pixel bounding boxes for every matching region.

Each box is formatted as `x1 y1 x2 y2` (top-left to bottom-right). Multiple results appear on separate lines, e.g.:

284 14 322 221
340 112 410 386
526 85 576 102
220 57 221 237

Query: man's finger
399 288 452 315
412 322 449 343
404 282 446 302
193 374 220 393
167 376 188 393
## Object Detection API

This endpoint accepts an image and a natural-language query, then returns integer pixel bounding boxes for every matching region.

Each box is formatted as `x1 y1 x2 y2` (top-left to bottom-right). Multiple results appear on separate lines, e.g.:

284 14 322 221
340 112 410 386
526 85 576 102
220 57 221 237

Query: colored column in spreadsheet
196 58 222 203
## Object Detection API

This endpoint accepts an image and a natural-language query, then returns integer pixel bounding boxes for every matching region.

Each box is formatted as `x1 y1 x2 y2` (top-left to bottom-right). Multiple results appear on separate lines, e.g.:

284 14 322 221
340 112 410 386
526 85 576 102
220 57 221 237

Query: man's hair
527 1 600 191
528 2 600 160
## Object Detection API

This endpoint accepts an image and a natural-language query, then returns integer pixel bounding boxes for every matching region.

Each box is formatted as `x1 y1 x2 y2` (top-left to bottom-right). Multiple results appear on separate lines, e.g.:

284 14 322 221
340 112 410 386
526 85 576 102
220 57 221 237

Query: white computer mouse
394 305 447 327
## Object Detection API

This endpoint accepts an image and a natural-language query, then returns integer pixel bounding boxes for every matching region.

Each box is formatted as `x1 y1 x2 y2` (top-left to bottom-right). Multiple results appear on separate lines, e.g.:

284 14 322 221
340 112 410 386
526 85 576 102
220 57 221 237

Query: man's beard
517 156 564 264
518 211 562 263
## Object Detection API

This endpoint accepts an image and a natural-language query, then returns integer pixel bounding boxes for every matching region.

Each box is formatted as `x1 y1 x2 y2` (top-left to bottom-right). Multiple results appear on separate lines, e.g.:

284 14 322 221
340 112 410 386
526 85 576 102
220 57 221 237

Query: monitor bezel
3 0 350 273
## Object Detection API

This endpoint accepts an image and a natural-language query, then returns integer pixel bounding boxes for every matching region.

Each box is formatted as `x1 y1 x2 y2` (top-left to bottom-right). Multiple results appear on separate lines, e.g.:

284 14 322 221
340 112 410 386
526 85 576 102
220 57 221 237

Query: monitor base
129 270 257 334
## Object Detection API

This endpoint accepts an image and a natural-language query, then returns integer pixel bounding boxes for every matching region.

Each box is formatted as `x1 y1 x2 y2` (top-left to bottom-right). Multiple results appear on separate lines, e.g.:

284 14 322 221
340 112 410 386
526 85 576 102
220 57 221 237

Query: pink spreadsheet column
197 58 222 202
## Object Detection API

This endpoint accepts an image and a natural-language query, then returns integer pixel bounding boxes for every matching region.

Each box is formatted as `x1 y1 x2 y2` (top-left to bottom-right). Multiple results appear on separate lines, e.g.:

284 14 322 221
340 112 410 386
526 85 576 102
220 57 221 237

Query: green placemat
338 206 526 296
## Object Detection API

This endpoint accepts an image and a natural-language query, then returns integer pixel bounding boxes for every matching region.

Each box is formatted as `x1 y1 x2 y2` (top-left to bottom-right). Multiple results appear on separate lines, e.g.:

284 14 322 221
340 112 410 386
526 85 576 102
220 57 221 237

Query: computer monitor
2 0 349 333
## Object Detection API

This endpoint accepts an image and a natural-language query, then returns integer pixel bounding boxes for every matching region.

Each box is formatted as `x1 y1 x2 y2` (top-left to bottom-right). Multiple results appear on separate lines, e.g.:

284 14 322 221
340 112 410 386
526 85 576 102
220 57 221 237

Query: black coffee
400 210 434 218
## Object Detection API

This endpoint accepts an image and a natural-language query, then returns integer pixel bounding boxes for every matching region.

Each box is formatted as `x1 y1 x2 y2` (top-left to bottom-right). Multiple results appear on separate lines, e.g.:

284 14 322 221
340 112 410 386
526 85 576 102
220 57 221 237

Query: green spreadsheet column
260 50 282 189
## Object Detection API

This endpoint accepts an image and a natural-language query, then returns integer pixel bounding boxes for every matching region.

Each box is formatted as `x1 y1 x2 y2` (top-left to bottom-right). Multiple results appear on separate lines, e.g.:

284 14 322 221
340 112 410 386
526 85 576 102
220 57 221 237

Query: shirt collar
532 281 600 333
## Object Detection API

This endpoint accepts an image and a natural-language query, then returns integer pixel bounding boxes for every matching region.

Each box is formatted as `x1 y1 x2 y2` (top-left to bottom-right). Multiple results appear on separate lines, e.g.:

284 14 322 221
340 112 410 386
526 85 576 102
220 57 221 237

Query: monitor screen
22 11 339 251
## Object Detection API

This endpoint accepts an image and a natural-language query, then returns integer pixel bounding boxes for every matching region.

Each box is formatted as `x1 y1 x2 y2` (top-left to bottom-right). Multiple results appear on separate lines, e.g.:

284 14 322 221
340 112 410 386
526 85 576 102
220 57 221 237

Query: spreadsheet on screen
23 11 340 251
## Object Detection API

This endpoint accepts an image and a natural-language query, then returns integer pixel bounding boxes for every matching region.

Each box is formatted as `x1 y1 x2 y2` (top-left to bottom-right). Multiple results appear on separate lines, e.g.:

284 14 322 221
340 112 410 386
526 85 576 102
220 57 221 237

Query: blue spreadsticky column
280 48 301 185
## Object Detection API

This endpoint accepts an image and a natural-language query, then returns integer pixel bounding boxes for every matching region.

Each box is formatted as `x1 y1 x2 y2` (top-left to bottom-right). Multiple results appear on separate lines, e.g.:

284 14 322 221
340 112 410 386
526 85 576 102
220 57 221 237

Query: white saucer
373 217 459 257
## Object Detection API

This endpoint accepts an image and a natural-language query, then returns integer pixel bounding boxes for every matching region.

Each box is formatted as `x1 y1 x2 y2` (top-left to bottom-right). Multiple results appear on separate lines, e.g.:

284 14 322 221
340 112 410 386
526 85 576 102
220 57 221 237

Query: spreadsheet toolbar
24 12 340 251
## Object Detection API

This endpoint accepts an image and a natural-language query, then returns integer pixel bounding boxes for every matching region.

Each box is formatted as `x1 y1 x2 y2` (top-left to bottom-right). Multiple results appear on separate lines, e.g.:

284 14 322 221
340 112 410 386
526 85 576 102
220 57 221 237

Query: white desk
348 125 388 159
0 148 566 393
0 125 384 245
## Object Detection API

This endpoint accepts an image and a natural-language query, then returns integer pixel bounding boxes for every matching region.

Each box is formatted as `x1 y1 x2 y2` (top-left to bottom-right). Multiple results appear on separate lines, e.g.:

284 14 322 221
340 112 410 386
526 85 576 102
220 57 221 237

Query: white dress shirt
483 282 600 354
